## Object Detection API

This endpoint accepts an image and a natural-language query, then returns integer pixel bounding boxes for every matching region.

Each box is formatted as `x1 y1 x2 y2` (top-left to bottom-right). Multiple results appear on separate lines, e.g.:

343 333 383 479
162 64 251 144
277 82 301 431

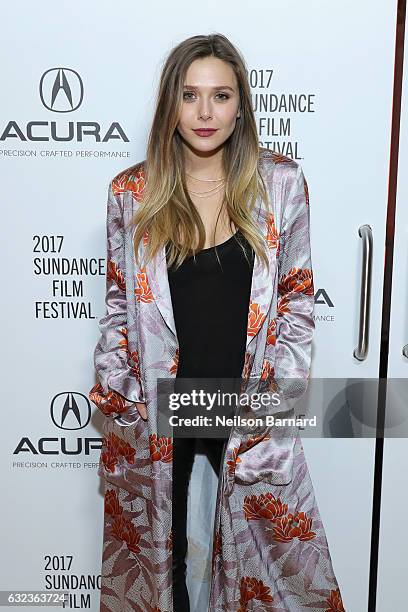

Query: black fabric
166 229 255 379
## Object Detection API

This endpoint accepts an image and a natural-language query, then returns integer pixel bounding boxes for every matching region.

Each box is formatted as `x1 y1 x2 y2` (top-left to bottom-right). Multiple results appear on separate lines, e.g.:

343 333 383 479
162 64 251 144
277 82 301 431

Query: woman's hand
135 402 147 421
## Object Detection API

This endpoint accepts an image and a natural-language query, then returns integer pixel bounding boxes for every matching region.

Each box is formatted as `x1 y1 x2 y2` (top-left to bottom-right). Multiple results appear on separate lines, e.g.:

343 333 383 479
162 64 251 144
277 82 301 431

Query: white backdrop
0 1 399 611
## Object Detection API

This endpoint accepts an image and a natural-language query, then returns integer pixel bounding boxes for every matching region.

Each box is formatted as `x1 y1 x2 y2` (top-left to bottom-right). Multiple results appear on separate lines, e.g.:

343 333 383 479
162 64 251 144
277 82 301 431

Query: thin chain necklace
186 171 226 198
186 171 225 182
188 183 225 198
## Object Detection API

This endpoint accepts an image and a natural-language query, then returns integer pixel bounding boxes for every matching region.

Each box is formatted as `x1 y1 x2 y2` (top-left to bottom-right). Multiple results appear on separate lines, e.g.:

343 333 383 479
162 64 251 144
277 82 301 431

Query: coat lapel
144 245 178 338
246 224 276 348
242 196 277 350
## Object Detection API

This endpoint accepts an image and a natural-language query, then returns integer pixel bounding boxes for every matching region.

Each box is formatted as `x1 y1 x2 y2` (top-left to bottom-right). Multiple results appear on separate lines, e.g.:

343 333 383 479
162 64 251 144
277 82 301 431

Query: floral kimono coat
88 148 346 612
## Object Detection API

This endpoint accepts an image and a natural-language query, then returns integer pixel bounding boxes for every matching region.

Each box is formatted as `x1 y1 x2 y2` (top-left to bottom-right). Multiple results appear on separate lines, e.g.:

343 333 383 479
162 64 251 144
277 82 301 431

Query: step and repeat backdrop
1 1 398 611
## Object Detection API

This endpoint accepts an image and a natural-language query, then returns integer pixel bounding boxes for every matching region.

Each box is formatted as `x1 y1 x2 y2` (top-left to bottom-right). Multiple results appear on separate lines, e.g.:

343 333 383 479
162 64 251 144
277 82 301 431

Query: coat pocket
234 428 296 486
98 413 151 493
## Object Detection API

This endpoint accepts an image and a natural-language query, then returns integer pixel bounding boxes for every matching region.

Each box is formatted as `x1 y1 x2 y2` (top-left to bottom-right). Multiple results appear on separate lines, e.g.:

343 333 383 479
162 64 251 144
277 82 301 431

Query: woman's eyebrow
183 85 235 92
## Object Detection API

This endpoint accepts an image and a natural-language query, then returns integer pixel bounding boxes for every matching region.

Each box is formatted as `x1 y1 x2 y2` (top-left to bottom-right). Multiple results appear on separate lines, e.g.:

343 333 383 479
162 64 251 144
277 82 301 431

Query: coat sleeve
88 182 145 418
271 162 315 414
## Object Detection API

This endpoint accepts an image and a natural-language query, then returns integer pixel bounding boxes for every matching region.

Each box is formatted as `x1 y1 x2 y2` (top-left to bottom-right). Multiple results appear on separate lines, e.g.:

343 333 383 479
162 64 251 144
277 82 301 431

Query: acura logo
51 392 91 430
39 68 84 113
1 67 128 142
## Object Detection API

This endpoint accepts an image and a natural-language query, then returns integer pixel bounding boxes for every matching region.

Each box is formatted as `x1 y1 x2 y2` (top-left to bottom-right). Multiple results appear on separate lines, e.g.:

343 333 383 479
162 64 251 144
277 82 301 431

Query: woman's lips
193 129 218 137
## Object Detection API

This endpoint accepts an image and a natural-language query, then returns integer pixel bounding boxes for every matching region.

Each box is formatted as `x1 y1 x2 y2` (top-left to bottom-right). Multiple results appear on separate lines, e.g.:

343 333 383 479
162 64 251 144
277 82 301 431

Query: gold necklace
186 171 226 182
187 183 225 198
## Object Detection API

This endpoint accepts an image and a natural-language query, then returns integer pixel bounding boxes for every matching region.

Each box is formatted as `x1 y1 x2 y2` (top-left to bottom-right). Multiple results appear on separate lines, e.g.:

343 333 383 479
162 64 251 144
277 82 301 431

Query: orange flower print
149 434 173 463
266 318 276 345
261 359 274 382
129 350 142 383
240 352 253 392
118 327 129 352
170 348 179 375
247 302 266 337
105 489 123 517
242 352 253 376
243 493 288 523
266 212 280 254
268 375 279 394
213 530 222 557
115 435 137 464
116 328 142 382
271 152 292 164
325 588 345 612
278 267 314 297
143 229 149 246
238 434 270 454
112 174 129 196
126 172 145 202
277 293 290 316
226 447 241 476
107 260 126 292
238 576 274 611
111 514 141 553
89 383 133 418
112 169 145 202
101 431 136 472
212 530 222 572
100 446 118 472
135 267 154 303
105 488 143 556
273 511 316 543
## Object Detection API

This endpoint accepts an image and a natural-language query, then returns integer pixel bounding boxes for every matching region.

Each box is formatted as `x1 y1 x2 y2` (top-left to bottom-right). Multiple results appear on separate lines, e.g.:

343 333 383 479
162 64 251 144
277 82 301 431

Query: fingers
135 402 147 421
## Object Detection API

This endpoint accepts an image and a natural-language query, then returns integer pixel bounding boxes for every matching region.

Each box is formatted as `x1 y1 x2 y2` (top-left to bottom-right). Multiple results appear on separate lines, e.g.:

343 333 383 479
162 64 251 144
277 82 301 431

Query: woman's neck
183 149 225 181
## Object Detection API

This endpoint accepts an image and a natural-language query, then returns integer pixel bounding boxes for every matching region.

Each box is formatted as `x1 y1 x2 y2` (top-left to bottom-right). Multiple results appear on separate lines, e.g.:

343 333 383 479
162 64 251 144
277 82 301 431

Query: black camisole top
166 230 255 380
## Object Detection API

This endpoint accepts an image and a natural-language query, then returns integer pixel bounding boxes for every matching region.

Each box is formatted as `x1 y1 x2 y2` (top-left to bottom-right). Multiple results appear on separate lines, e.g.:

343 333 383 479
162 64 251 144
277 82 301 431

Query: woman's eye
182 92 230 101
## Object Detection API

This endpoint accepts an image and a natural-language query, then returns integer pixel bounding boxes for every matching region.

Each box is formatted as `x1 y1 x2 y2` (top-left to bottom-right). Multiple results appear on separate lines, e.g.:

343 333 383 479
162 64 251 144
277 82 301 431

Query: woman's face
176 56 241 155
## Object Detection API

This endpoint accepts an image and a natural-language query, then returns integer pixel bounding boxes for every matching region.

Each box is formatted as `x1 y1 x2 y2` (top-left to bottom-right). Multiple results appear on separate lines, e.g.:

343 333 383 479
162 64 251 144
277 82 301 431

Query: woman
89 34 345 612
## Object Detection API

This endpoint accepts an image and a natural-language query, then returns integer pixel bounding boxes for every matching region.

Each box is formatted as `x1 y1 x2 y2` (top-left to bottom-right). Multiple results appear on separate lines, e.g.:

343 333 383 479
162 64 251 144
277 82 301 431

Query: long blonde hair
132 33 271 271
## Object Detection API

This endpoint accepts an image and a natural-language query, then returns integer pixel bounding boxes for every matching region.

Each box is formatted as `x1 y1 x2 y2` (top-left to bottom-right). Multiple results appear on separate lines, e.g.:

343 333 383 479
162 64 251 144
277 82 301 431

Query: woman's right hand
135 402 147 421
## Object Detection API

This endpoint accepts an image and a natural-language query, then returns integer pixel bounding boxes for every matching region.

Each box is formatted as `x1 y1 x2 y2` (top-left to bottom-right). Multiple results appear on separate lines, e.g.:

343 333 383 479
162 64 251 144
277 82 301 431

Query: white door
376 16 408 611
298 3 398 610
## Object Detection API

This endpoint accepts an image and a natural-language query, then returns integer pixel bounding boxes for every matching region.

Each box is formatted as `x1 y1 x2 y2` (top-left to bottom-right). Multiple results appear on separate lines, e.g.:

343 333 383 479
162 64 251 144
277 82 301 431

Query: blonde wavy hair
132 33 271 271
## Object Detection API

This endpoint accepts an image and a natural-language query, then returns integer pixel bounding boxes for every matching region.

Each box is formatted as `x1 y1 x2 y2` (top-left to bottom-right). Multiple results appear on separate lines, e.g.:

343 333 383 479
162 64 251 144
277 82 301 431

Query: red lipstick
193 128 218 137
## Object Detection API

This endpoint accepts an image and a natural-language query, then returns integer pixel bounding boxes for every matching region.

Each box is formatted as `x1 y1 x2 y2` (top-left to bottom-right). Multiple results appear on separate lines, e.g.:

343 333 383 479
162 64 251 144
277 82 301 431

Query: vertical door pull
353 224 373 361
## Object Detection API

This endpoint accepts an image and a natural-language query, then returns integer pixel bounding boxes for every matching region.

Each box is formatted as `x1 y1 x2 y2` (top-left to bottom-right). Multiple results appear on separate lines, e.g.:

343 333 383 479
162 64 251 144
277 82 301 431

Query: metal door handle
353 224 373 361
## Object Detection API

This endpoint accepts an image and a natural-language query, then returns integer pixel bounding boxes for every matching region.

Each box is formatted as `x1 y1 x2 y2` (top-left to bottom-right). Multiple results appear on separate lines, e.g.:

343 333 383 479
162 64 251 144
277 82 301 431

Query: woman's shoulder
258 146 304 187
258 146 299 171
110 159 146 201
